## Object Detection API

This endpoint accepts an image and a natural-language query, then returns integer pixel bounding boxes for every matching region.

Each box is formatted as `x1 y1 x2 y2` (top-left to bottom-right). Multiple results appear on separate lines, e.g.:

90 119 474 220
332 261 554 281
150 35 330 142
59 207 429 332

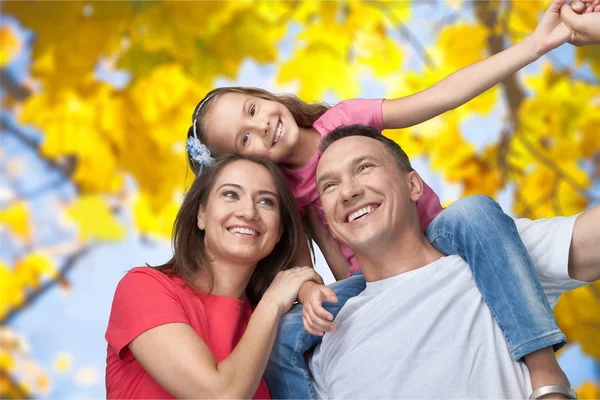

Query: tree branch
364 1 437 70
1 246 92 325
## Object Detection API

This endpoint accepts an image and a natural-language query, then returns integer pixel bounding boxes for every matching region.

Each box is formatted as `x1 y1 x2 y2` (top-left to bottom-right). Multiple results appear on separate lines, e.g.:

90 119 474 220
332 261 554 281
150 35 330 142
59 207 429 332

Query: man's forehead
317 136 384 175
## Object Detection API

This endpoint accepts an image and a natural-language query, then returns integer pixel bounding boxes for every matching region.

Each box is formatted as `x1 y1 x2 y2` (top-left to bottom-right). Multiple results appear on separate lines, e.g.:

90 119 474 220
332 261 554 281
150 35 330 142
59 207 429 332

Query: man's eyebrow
316 171 335 190
316 155 379 188
351 155 379 167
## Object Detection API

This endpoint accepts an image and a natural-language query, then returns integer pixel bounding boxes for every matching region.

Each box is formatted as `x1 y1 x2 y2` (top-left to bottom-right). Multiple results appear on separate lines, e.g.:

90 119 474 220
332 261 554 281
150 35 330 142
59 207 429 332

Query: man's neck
355 228 445 282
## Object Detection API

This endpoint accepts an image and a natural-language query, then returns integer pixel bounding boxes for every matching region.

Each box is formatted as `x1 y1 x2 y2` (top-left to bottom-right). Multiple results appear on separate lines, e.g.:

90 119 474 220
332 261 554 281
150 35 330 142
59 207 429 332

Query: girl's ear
407 171 424 203
197 205 206 230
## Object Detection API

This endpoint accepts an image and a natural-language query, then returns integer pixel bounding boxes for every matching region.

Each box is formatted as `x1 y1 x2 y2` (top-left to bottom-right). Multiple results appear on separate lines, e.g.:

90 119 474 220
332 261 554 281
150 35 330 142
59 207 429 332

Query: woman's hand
261 266 321 316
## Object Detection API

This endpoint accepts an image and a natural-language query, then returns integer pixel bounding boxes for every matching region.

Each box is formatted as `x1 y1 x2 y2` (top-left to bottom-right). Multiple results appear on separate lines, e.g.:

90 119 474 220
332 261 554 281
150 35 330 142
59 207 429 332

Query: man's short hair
320 124 413 172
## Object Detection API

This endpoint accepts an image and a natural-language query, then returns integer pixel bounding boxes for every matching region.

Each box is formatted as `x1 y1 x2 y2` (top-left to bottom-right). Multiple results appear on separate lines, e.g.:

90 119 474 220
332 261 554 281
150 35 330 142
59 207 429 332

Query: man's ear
197 205 206 231
407 171 424 202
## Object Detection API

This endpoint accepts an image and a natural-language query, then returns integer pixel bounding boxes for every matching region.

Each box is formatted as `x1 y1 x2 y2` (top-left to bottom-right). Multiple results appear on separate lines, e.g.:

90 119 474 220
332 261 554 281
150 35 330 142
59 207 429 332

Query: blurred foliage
0 0 598 397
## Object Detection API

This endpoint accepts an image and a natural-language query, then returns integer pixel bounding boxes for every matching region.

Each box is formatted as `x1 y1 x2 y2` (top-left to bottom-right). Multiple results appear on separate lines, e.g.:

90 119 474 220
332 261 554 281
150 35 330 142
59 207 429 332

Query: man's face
316 136 421 252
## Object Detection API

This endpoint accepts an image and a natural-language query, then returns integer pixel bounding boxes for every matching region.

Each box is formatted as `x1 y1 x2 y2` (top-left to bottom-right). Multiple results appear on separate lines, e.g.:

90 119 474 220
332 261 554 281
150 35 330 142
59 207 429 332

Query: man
308 124 599 398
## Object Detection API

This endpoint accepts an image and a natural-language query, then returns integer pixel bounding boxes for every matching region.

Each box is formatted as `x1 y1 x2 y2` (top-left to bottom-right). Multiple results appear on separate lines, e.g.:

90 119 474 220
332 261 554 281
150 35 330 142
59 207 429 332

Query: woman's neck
284 127 322 169
194 259 256 300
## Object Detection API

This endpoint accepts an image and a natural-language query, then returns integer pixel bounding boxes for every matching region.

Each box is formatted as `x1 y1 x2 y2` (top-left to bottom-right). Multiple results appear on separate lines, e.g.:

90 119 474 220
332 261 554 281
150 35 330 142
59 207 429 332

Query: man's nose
340 178 364 202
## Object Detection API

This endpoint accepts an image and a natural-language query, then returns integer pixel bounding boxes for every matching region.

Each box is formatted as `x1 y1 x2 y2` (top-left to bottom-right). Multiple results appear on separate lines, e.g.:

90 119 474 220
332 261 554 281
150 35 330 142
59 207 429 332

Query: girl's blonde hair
187 87 331 176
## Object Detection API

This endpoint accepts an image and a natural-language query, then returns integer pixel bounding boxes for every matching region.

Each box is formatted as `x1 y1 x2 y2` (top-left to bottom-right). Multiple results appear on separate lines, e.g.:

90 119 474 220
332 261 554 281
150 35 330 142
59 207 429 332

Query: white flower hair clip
186 136 215 176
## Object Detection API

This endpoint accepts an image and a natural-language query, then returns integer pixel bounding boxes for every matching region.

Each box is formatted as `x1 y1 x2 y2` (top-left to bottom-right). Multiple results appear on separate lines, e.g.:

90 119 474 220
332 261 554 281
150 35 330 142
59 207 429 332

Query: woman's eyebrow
257 190 277 198
217 183 244 192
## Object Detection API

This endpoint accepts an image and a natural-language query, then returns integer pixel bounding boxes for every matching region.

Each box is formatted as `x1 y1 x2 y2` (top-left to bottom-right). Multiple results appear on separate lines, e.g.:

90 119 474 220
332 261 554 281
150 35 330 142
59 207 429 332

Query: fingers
300 287 337 336
571 0 587 12
302 304 335 336
550 0 568 12
561 3 581 27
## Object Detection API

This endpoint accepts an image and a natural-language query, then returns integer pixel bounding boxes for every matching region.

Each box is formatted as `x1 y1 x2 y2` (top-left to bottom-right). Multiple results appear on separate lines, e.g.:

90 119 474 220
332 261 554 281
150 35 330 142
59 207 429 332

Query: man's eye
249 104 256 117
242 133 250 146
359 163 374 172
322 182 336 192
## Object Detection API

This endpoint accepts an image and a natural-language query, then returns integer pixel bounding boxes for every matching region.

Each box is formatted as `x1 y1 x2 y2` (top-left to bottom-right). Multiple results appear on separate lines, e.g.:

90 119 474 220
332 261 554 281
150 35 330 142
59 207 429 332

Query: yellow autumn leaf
576 381 600 400
438 23 489 70
0 202 31 241
554 282 600 359
14 253 59 287
0 25 23 66
65 195 125 241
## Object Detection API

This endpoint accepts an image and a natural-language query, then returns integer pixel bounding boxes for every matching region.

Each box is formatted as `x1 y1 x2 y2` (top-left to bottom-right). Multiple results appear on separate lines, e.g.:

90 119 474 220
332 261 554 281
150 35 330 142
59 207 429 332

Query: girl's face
202 92 300 164
197 159 283 266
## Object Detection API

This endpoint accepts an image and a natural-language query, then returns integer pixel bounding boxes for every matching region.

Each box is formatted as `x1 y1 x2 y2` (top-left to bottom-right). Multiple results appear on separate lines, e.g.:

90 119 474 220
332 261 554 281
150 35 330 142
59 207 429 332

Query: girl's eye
242 133 250 146
223 191 239 200
249 104 256 117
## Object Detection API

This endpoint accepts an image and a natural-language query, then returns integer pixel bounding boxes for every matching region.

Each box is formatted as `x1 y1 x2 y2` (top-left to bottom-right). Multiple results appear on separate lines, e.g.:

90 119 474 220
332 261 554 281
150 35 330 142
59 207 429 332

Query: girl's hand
261 266 321 317
299 282 338 336
531 0 573 54
561 0 600 46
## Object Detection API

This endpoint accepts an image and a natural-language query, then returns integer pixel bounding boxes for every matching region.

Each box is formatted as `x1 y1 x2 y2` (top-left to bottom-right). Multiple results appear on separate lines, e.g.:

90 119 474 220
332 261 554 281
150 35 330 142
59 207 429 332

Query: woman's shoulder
117 266 180 293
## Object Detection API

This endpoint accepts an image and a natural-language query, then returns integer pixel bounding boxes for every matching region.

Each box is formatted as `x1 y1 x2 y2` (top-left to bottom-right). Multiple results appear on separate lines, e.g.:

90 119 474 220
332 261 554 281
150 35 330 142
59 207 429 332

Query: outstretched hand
561 0 600 45
532 0 574 54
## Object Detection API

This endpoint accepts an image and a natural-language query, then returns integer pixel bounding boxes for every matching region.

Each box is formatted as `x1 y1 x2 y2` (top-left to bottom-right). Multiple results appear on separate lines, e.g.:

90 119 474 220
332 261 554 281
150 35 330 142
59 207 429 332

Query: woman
105 153 321 398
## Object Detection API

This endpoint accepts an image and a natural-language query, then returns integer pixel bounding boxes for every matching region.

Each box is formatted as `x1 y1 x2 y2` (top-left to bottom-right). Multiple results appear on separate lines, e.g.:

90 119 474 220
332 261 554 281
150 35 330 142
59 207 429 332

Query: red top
105 267 271 399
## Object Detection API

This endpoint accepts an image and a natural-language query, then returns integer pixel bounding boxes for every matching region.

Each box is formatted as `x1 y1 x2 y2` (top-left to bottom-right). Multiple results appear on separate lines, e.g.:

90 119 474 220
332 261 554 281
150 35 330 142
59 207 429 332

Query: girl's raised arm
382 0 571 130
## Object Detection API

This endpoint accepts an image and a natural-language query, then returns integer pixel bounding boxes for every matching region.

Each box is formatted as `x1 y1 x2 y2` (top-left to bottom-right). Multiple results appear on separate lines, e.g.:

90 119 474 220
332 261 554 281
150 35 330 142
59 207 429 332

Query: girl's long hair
152 153 303 305
187 87 331 176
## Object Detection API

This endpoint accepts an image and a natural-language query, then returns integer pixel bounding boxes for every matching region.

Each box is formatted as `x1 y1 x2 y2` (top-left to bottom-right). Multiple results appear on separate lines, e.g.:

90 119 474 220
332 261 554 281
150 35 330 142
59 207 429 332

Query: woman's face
198 159 283 266
202 92 300 164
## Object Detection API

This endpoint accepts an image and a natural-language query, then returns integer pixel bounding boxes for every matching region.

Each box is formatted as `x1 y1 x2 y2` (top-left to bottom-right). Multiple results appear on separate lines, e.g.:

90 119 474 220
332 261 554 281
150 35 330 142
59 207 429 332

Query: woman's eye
223 191 239 200
242 133 250 146
258 198 275 206
249 104 256 117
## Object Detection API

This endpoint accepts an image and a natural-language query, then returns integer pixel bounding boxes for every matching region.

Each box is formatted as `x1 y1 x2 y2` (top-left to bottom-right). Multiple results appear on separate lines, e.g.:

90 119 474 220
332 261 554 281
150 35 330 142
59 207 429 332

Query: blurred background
1 1 599 398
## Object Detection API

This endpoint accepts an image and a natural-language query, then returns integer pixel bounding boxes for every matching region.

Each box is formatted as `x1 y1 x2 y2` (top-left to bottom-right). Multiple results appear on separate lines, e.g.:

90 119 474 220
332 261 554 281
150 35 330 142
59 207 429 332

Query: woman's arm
382 0 571 130
129 267 320 399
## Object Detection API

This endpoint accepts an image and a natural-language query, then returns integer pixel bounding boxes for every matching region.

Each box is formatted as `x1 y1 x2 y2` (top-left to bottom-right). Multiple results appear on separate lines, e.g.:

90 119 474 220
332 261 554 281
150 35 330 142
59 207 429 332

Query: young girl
185 0 589 397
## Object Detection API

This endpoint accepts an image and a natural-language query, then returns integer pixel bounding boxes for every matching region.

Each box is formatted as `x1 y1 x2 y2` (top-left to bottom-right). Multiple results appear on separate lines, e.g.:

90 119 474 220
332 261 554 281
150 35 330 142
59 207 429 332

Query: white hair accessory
188 93 218 175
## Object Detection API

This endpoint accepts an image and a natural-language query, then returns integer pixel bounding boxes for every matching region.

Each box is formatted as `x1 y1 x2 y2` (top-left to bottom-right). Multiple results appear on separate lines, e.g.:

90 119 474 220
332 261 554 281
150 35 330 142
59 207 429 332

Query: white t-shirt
309 215 585 399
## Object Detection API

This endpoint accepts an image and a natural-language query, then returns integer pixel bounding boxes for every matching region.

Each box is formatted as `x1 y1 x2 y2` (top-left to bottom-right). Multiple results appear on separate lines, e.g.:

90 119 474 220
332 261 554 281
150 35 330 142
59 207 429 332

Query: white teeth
273 121 283 144
228 227 258 236
347 206 375 222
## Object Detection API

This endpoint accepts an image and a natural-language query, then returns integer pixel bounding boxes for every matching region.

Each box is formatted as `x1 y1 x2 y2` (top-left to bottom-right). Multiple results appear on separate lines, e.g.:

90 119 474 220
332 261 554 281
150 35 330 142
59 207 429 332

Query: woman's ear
197 205 206 231
407 171 424 203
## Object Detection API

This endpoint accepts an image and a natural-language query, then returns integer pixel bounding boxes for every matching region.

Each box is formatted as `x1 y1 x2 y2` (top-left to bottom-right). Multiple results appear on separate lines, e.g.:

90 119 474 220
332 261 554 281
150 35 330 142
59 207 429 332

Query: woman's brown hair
153 153 302 305
187 87 330 176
